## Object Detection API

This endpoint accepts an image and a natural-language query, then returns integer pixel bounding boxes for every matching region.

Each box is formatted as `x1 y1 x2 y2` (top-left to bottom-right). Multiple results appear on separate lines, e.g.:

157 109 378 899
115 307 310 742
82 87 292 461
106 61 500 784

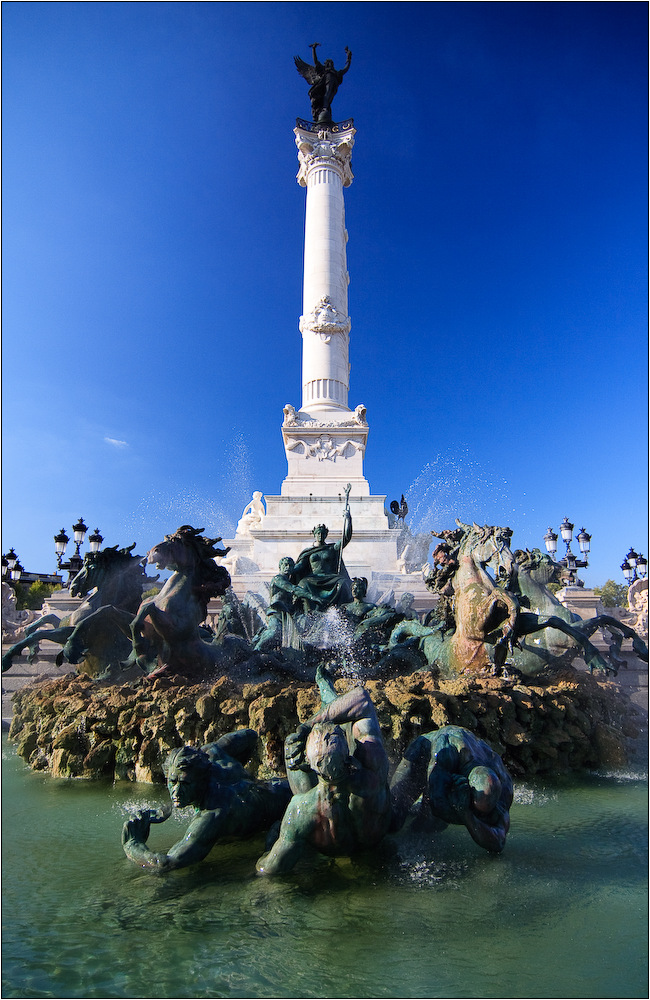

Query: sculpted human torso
256 670 391 875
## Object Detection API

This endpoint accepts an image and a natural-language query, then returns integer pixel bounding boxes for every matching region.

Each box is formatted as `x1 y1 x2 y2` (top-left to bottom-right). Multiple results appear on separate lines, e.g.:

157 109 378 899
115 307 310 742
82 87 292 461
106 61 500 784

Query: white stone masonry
281 119 370 499
295 121 355 416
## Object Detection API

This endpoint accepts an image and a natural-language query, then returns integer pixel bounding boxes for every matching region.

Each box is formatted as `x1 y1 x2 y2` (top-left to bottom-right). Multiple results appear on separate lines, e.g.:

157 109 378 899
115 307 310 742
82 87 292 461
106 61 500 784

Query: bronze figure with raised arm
291 486 353 611
294 43 352 123
122 730 291 871
390 726 513 854
256 666 391 875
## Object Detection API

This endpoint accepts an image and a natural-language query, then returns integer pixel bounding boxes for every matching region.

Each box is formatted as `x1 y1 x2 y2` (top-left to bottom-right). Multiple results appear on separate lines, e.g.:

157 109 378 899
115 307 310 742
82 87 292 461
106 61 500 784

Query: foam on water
513 784 556 807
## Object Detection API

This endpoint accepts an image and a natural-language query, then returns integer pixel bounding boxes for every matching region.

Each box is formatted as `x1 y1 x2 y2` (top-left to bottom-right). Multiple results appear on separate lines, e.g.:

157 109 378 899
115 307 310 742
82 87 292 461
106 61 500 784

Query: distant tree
594 579 628 609
547 581 563 595
12 582 28 610
14 580 54 611
141 585 161 601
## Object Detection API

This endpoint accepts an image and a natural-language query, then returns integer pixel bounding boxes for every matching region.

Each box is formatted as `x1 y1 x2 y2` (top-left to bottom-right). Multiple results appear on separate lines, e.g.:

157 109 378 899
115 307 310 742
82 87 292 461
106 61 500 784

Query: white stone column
295 120 355 416
281 118 371 498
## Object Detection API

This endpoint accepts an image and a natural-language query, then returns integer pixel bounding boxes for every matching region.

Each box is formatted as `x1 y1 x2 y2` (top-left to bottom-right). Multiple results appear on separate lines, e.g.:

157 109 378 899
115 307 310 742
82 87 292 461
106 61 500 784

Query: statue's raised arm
294 44 352 123
121 736 291 872
310 42 323 69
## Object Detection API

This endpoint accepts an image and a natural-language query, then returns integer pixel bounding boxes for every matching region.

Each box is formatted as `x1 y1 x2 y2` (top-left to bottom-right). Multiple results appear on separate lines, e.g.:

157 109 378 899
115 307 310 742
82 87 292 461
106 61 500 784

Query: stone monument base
221 493 434 610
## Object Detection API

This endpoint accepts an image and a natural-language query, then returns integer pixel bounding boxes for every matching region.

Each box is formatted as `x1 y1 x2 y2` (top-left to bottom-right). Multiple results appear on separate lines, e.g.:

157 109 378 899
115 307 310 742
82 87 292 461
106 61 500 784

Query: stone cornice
282 403 367 428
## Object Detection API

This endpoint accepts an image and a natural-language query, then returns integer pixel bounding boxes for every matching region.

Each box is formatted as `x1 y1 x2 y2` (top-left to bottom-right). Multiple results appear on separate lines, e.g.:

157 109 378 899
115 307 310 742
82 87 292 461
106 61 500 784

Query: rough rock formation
8 667 642 782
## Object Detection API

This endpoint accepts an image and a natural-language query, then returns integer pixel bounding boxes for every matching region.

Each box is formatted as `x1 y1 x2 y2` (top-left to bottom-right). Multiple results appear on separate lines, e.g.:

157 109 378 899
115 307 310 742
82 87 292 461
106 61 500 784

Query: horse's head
455 520 515 583
147 526 231 601
513 548 563 587
70 543 145 598
147 532 190 573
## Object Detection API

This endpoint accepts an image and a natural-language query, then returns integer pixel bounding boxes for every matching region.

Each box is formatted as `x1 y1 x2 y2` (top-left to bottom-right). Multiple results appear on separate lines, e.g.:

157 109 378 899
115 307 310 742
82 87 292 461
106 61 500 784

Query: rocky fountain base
9 664 642 783
6 521 647 785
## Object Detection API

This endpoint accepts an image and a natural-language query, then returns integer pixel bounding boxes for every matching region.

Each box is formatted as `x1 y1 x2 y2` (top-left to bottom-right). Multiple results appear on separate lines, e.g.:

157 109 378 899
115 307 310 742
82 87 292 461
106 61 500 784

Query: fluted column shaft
295 120 355 416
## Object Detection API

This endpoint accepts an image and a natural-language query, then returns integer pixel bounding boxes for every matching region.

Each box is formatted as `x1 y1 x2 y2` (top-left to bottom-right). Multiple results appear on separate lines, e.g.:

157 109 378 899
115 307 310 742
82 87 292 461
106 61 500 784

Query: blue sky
2 1 647 588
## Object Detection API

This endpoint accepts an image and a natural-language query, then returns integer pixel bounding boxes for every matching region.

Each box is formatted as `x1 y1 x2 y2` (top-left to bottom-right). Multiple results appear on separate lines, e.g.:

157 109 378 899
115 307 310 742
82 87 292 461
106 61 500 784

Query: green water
2 738 647 999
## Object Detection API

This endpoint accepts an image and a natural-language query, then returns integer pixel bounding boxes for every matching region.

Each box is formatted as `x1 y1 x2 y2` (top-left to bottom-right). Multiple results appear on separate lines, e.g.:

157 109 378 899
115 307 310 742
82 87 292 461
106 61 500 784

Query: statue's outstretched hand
122 805 170 847
285 724 311 771
122 812 151 846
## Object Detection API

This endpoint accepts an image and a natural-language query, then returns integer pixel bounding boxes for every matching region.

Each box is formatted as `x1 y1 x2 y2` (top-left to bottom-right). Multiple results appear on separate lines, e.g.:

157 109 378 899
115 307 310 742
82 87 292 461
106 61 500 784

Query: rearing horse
451 521 519 672
129 525 231 677
390 520 518 676
503 548 648 676
390 528 648 679
2 544 151 678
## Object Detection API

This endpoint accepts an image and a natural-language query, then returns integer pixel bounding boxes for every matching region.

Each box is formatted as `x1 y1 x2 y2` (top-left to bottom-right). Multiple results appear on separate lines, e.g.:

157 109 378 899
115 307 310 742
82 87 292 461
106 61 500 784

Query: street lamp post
543 518 591 587
620 548 648 585
2 548 25 587
4 548 19 579
54 519 103 586
2 549 24 587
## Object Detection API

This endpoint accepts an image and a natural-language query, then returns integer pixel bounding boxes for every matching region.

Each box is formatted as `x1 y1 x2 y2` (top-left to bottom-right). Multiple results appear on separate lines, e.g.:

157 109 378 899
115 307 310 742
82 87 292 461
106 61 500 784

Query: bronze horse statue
502 548 648 676
2 544 152 679
130 525 231 677
389 521 519 677
388 522 648 678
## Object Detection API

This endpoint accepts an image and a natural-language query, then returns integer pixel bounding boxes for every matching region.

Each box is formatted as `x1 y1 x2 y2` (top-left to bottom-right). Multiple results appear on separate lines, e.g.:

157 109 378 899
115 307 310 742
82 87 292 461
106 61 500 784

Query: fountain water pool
2 737 647 999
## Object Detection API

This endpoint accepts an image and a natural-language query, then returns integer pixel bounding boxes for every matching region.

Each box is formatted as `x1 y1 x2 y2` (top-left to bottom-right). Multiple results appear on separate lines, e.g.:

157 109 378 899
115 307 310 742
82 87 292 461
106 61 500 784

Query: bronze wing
294 55 320 85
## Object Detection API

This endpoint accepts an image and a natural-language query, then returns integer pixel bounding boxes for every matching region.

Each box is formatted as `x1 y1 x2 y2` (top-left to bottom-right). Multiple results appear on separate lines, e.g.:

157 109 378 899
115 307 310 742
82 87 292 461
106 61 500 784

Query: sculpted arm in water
389 734 431 831
462 797 510 854
121 804 227 871
255 791 316 875
427 735 513 854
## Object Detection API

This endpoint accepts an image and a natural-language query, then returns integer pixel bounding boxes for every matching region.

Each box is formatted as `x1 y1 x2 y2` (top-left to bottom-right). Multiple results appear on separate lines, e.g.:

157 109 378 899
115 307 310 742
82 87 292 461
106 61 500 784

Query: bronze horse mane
161 525 231 606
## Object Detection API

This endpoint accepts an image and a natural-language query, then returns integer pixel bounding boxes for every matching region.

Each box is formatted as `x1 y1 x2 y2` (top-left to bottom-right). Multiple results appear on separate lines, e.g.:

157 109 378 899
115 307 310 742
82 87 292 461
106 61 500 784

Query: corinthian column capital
294 120 356 187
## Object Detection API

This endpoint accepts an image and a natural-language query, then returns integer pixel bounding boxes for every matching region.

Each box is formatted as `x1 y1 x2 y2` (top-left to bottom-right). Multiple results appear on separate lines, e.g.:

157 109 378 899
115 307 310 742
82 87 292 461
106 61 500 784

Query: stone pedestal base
557 588 604 621
221 493 434 610
41 591 84 616
280 405 370 497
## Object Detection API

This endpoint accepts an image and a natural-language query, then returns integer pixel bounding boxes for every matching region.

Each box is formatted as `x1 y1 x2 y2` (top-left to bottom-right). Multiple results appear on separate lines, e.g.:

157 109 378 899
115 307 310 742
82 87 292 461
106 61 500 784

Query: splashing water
513 785 555 807
117 433 257 553
301 607 354 650
404 450 533 534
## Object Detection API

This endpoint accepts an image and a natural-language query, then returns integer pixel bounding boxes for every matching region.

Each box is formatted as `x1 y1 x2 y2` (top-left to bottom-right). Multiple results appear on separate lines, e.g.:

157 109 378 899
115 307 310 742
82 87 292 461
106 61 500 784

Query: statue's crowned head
312 524 329 543
351 577 368 599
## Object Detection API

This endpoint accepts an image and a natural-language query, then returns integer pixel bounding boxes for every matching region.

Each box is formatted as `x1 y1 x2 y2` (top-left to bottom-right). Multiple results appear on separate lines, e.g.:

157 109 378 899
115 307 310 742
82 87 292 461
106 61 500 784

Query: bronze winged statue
294 43 352 123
